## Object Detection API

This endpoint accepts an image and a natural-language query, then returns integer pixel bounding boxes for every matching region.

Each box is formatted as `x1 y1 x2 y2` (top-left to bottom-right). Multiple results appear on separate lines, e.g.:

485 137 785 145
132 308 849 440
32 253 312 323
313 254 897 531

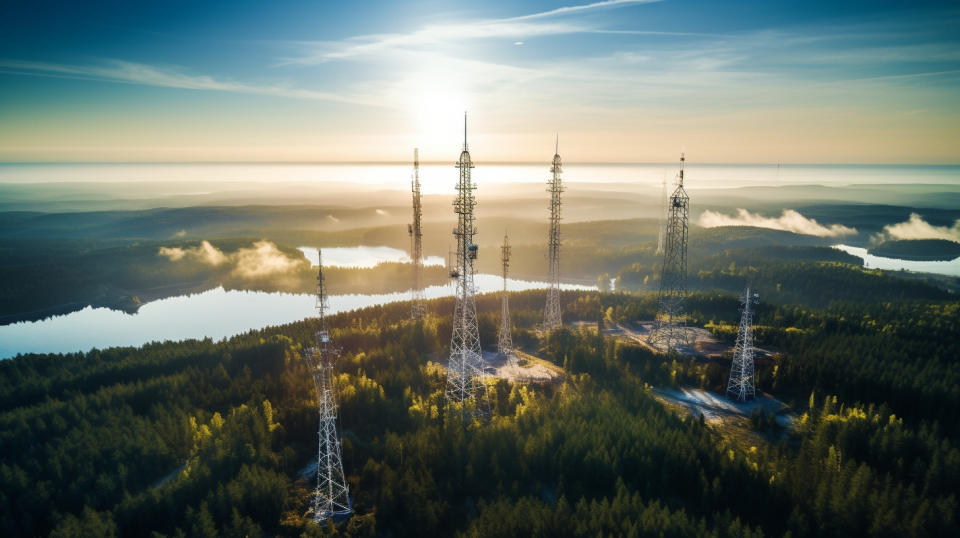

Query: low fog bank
159 240 306 281
877 213 960 243
699 209 857 238
4 178 960 214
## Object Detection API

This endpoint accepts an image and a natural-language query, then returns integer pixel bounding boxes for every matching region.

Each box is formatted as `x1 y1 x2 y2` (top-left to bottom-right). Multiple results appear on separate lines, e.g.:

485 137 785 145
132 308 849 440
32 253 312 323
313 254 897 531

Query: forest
1 284 957 537
4 207 959 324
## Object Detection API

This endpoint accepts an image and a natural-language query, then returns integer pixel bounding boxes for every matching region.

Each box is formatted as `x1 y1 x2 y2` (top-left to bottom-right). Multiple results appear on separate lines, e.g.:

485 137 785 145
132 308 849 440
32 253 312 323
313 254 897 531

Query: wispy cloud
507 0 661 21
699 209 857 237
281 0 661 64
283 22 583 64
590 29 731 37
0 59 373 105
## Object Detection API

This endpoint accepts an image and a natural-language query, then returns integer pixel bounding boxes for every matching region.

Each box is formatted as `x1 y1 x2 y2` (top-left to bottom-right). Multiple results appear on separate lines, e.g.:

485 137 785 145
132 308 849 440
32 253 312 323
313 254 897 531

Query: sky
1 0 958 164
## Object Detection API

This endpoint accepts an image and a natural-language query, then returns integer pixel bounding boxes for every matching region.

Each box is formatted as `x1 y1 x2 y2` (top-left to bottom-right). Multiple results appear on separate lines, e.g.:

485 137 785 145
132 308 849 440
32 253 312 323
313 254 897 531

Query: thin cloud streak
590 29 732 37
281 0 661 64
0 59 376 105
281 21 587 64
506 0 661 21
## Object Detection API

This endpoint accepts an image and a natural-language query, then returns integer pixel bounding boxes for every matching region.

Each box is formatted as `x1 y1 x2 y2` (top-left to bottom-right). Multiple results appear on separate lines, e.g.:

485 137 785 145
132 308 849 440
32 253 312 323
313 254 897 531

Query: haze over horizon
2 0 959 165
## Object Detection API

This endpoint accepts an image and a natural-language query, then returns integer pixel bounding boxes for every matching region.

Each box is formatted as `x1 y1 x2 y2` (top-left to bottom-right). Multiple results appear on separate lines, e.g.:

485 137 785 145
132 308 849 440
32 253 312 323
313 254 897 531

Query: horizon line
2 160 959 167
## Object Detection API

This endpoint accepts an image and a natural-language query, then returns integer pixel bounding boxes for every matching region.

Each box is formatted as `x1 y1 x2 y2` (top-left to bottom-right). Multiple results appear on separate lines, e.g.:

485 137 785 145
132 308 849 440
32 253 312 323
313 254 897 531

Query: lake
0 275 594 359
833 245 960 277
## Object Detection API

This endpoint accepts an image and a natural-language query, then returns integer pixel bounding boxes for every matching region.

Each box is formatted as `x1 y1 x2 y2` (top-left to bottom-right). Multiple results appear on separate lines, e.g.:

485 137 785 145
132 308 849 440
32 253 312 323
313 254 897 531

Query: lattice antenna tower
648 153 690 350
302 249 352 522
544 135 564 331
409 148 426 320
726 286 759 401
498 231 514 355
656 173 667 255
445 113 488 414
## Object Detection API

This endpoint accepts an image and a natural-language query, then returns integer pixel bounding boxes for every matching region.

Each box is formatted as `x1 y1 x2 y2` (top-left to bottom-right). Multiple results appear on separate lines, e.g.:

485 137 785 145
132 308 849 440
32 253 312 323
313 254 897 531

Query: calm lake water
833 245 960 277
0 275 594 359
298 246 444 268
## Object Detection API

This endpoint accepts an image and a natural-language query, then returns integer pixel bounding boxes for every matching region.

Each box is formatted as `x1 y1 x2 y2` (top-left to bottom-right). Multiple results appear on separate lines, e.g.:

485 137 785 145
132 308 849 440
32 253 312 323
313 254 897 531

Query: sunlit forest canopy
1 288 957 536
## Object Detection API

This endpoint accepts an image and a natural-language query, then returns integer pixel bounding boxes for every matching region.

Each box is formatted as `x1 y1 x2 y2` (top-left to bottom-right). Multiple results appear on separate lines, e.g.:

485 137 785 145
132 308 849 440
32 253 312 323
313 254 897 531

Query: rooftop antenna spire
463 111 468 151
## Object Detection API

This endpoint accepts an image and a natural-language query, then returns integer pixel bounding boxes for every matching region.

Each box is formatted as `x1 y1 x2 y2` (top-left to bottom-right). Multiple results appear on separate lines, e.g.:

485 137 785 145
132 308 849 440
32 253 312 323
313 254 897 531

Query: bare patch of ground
653 387 787 422
652 386 797 448
605 321 775 362
627 323 725 356
601 321 660 353
564 320 734 359
483 350 565 384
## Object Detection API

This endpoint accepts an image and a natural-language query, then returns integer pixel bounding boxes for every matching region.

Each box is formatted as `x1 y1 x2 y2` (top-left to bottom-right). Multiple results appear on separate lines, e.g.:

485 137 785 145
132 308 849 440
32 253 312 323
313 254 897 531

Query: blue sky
1 0 958 163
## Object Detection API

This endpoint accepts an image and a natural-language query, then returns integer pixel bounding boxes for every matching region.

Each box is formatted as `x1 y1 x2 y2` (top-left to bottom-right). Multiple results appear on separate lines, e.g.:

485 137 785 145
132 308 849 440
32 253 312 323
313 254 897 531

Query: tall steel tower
648 153 690 350
409 148 426 320
302 249 352 522
726 287 758 401
445 114 488 412
544 136 564 331
656 174 667 255
498 232 513 356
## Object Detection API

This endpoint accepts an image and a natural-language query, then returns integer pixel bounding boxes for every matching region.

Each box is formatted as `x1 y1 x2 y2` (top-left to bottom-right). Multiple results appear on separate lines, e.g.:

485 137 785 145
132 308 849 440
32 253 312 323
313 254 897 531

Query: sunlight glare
405 81 470 194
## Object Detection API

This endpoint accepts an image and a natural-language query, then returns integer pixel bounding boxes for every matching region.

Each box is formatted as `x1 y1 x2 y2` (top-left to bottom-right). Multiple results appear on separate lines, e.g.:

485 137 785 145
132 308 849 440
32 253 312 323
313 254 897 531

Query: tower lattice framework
648 153 690 350
302 249 352 523
445 114 488 413
409 148 426 320
726 286 758 401
498 232 513 355
544 137 564 331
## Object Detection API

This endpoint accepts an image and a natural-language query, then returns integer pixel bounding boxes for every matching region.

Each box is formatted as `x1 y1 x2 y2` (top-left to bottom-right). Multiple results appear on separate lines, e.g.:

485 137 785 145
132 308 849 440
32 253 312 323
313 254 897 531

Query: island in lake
868 239 960 261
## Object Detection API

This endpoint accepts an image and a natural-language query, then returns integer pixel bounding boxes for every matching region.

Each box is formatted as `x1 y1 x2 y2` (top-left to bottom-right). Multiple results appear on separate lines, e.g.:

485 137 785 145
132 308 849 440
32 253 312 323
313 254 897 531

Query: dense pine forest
2 287 957 537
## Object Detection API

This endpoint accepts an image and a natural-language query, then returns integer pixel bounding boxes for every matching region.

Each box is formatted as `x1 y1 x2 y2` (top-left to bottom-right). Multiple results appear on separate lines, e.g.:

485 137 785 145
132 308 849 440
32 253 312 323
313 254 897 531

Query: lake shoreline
0 280 216 326
0 275 597 358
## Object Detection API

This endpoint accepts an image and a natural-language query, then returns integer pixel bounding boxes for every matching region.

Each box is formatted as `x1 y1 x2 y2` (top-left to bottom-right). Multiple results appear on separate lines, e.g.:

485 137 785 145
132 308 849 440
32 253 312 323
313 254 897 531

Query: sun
408 87 469 147
399 75 473 193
